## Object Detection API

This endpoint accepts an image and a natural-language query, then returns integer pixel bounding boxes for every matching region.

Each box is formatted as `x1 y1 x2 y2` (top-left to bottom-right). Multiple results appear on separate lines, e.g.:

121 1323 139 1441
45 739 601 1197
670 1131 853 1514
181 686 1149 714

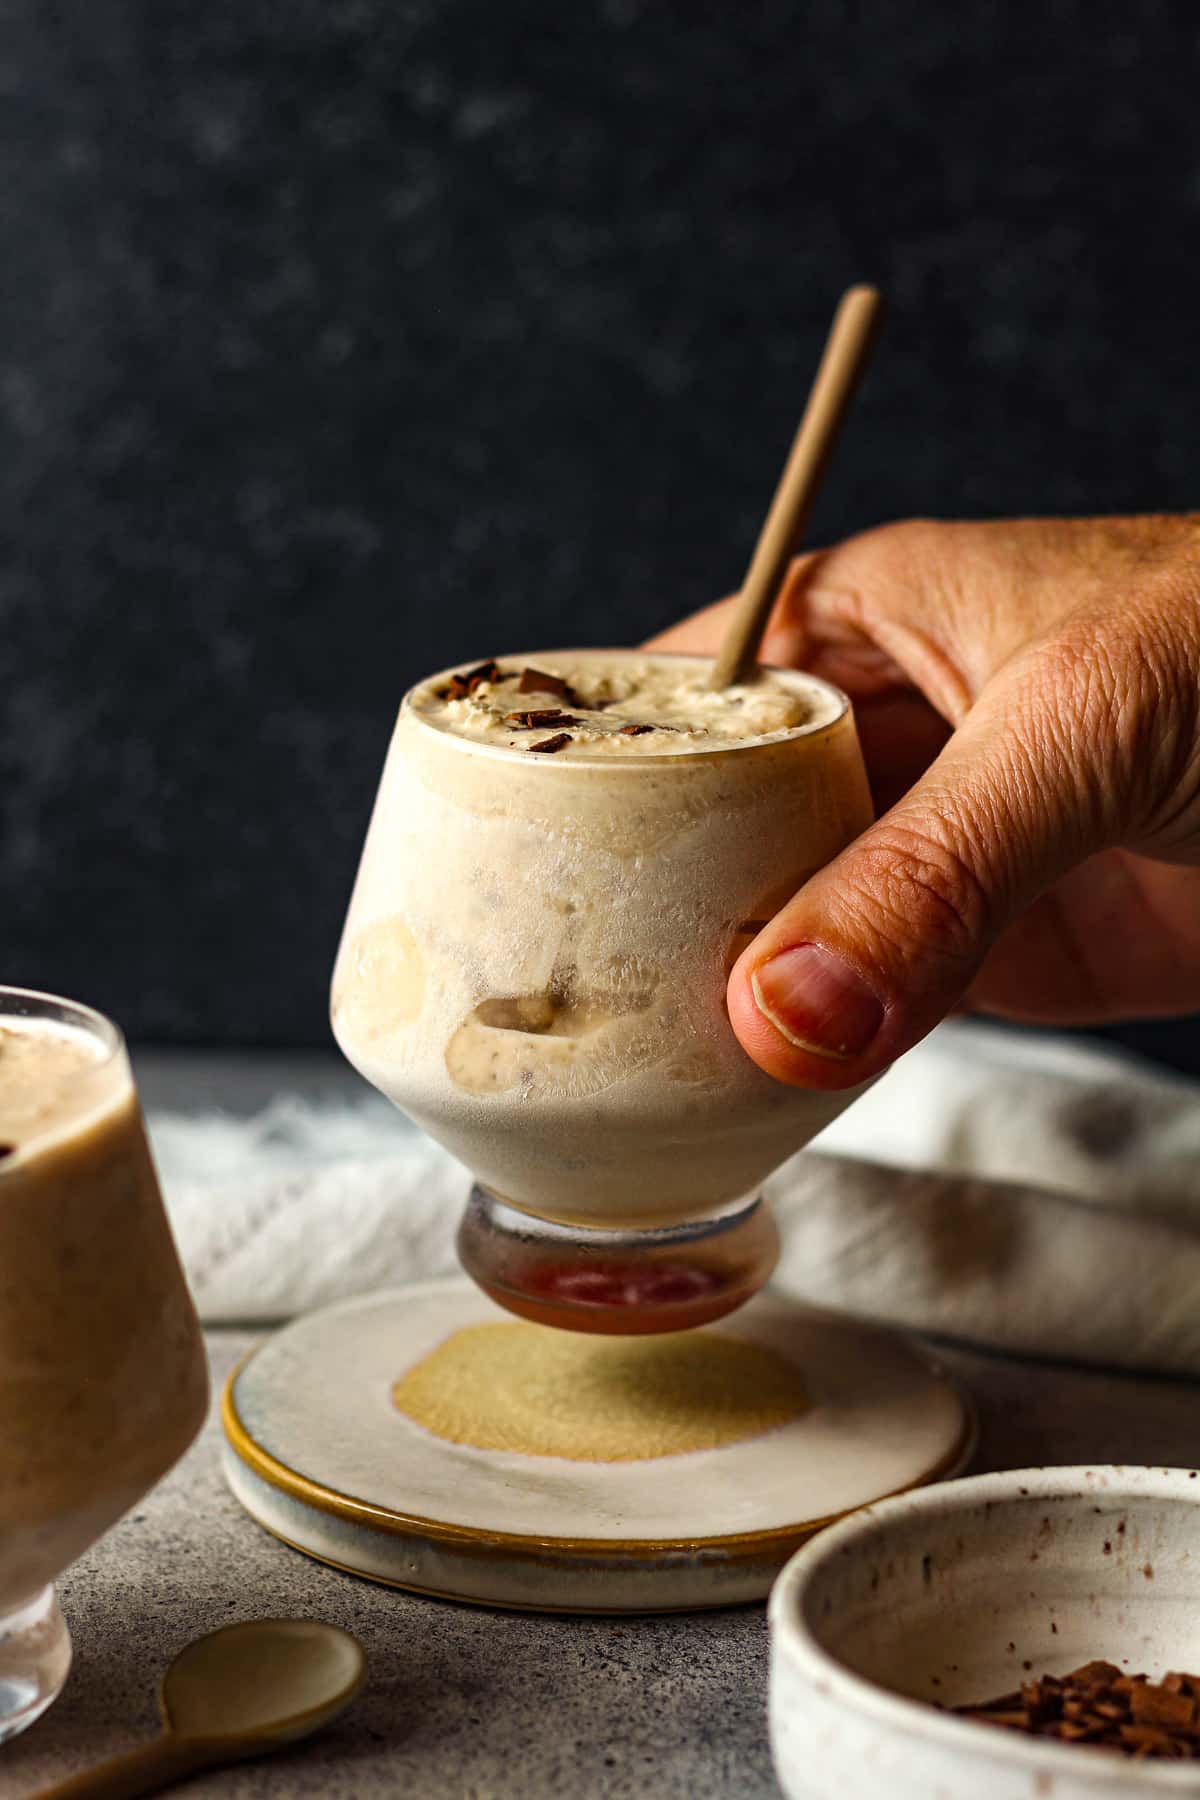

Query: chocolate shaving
1072 1661 1123 1684
441 658 504 700
527 732 573 754
1131 1684 1199 1731
618 723 655 737
517 667 581 705
955 1661 1200 1760
504 709 582 729
0 1143 14 1160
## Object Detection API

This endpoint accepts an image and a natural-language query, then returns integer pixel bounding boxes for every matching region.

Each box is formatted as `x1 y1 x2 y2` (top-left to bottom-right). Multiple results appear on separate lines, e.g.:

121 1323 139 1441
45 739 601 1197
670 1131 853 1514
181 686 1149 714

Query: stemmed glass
0 988 208 1740
332 652 875 1333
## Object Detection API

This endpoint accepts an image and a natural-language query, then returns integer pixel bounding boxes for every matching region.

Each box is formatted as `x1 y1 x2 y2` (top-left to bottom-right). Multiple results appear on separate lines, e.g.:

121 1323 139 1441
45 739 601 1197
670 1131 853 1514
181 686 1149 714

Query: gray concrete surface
6 1334 1200 1798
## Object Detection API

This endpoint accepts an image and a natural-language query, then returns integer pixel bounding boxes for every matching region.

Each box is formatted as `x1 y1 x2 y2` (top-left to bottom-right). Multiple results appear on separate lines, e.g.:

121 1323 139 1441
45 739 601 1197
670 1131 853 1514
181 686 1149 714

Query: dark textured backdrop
3 1 1199 1057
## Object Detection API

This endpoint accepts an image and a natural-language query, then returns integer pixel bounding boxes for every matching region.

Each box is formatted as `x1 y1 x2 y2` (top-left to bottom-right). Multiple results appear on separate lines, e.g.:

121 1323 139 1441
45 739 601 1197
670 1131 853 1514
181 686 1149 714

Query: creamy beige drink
0 999 207 1621
332 652 874 1230
417 654 821 753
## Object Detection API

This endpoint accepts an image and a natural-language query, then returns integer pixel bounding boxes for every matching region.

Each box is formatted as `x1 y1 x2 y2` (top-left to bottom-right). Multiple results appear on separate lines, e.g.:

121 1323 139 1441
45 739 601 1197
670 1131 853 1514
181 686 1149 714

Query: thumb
727 662 1110 1090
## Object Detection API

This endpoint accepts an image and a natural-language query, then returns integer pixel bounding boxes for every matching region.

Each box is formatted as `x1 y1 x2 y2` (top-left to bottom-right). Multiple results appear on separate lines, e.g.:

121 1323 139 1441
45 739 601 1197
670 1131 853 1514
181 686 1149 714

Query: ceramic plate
222 1278 973 1613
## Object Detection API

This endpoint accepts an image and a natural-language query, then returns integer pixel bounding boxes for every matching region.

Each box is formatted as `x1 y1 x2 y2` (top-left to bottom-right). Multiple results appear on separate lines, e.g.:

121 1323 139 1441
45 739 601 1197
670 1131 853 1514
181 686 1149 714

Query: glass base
457 1187 780 1334
0 1585 71 1742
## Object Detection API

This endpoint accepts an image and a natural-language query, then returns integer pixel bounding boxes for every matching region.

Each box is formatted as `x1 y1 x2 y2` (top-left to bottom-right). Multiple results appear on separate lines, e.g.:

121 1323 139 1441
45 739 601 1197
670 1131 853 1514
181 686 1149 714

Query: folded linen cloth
138 1021 1200 1375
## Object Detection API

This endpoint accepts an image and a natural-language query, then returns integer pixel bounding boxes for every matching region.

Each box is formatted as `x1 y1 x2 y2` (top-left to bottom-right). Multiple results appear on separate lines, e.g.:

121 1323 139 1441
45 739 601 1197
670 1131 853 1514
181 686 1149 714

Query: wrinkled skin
649 516 1200 1091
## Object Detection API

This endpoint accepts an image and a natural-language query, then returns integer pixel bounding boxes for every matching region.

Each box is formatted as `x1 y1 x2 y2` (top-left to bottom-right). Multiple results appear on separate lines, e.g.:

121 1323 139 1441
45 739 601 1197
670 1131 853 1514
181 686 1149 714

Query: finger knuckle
852 819 993 968
849 517 946 582
1019 593 1200 834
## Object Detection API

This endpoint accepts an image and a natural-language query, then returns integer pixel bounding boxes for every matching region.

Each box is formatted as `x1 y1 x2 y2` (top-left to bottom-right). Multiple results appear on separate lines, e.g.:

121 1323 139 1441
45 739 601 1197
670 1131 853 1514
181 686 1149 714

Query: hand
649 516 1200 1090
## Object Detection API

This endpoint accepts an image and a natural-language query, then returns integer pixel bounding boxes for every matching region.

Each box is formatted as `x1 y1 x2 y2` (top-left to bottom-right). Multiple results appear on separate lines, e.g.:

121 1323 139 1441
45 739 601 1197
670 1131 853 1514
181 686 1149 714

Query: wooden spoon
30 1618 366 1799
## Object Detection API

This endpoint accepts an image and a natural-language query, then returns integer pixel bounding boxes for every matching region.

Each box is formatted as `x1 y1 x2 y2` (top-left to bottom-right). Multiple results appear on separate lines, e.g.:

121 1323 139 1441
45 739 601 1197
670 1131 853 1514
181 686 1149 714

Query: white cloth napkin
138 1022 1200 1375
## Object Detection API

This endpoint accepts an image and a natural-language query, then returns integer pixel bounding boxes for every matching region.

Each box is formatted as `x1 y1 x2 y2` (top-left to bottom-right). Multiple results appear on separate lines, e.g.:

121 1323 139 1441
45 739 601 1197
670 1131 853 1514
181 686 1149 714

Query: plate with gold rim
221 1278 974 1613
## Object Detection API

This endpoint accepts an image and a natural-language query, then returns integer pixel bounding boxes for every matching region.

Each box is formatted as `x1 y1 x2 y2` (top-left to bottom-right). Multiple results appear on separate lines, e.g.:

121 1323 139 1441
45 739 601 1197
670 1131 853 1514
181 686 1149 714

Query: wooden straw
709 285 883 689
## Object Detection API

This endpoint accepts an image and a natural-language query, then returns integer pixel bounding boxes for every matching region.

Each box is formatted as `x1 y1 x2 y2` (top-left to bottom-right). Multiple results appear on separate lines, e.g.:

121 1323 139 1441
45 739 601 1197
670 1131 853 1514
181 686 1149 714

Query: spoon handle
28 1733 210 1800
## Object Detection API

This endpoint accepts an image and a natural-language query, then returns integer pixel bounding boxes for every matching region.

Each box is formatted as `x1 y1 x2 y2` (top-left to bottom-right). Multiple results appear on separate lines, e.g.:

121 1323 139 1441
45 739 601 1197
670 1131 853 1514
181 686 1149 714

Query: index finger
644 584 807 668
643 593 739 654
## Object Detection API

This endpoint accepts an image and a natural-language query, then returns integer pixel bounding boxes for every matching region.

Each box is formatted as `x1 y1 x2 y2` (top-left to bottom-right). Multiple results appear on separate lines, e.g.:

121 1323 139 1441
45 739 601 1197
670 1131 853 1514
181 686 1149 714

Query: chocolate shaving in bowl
0 1144 14 1160
518 667 581 705
618 723 655 737
954 1662 1200 1759
527 733 573 754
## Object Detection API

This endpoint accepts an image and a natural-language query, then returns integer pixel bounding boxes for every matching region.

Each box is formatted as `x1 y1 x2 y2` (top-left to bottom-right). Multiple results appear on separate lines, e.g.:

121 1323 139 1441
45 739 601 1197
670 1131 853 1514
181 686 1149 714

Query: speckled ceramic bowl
769 1466 1200 1799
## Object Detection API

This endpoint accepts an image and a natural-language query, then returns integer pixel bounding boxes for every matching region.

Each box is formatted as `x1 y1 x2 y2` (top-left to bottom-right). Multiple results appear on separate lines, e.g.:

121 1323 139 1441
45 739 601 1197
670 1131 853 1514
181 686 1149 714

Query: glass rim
400 648 853 768
0 985 124 1070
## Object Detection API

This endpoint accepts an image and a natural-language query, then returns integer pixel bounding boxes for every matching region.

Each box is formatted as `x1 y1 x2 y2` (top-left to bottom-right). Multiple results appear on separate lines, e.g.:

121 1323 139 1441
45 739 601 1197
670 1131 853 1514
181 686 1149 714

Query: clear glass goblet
332 651 875 1332
0 988 208 1740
